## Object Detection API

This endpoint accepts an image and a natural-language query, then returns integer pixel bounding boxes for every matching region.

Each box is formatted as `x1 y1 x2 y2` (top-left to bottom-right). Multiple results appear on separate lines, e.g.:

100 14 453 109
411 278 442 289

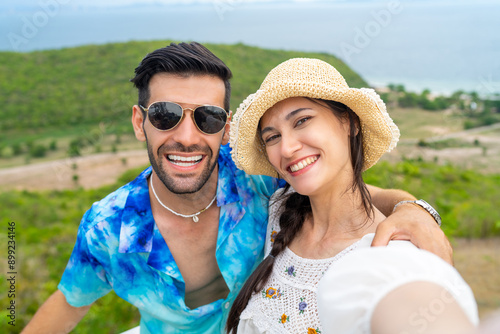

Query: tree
398 92 419 108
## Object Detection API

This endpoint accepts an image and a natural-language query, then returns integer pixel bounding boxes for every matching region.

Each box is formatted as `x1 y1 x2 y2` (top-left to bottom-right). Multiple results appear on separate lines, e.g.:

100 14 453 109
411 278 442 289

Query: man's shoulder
218 144 274 184
81 167 151 232
218 144 280 197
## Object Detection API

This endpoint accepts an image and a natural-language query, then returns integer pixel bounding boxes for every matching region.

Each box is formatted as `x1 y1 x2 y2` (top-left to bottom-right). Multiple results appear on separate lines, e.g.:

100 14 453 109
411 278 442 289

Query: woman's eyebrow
261 107 312 135
285 108 311 121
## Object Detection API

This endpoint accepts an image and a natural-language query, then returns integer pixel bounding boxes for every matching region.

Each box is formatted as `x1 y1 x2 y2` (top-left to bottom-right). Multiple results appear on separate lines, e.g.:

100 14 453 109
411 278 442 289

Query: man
22 42 451 334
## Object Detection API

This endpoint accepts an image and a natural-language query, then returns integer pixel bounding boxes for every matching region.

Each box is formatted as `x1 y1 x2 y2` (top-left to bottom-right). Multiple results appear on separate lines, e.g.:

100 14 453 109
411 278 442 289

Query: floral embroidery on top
285 265 296 277
279 313 290 324
270 230 278 243
298 297 307 314
307 328 321 334
262 287 282 299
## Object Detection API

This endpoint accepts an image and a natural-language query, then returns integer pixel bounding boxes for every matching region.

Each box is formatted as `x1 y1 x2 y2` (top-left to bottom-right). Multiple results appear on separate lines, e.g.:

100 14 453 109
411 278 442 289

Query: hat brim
231 80 398 177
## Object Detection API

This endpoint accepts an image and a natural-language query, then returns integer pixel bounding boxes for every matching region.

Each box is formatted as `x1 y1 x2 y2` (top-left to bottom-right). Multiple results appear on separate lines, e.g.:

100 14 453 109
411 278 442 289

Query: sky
2 0 497 9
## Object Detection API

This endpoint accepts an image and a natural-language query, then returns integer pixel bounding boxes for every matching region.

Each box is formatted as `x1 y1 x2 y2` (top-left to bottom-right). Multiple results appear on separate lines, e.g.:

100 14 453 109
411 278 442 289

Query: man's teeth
167 155 203 166
290 156 318 172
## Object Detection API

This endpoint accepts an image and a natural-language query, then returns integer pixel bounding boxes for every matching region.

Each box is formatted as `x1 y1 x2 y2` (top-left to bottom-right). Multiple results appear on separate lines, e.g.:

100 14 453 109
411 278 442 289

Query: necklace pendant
150 177 216 224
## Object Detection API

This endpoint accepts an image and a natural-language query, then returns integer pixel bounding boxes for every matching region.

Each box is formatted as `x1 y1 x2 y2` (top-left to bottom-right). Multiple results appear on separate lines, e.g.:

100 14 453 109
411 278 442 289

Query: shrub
49 140 57 151
29 144 47 158
12 142 23 155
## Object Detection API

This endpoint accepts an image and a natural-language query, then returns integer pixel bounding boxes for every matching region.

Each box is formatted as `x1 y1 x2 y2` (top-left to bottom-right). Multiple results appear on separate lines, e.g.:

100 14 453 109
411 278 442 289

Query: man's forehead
148 73 225 107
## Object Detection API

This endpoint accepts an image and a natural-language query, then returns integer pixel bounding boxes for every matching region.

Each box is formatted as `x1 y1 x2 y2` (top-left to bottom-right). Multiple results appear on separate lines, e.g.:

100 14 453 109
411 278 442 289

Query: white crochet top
237 189 479 334
238 238 363 334
238 188 361 333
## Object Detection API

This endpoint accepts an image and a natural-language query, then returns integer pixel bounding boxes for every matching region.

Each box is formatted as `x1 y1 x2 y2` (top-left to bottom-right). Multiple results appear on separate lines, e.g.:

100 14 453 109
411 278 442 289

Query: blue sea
1 0 499 95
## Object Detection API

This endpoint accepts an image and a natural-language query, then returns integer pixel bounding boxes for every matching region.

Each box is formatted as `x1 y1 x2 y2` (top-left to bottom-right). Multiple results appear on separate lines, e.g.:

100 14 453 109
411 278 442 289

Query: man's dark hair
131 42 232 112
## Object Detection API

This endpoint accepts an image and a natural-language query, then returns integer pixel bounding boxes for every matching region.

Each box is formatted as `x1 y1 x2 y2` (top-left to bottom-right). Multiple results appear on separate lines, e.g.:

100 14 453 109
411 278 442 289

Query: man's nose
171 110 202 146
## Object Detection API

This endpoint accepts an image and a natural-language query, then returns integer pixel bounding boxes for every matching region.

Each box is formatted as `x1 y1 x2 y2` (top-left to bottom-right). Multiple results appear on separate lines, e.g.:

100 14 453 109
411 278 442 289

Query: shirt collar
118 167 155 254
215 144 243 207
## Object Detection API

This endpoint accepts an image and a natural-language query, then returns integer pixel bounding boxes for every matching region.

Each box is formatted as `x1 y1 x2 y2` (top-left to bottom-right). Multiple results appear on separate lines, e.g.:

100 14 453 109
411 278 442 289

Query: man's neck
149 167 219 217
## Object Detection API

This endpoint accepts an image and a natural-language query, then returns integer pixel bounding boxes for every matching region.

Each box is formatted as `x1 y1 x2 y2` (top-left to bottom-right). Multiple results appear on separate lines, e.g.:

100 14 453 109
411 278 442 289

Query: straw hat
229 58 400 178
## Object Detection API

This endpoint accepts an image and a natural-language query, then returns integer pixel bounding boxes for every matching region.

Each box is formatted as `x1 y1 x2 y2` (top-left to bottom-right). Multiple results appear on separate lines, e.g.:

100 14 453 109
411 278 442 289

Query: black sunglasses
140 101 228 135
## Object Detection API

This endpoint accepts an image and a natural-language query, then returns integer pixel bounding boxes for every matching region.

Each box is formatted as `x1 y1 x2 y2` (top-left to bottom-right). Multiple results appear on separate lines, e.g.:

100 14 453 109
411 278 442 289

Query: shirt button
224 302 230 309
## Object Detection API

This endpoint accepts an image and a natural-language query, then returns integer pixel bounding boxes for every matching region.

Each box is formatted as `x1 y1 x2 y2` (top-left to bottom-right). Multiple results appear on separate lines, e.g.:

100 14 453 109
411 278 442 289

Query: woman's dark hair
226 98 373 333
130 42 232 112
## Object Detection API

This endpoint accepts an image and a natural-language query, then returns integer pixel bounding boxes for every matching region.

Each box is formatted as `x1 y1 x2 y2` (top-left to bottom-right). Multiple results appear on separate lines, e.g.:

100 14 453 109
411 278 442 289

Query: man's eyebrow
260 108 312 136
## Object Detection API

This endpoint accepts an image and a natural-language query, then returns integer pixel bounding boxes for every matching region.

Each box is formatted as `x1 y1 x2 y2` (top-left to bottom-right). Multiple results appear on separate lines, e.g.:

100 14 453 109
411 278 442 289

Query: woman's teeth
290 156 318 172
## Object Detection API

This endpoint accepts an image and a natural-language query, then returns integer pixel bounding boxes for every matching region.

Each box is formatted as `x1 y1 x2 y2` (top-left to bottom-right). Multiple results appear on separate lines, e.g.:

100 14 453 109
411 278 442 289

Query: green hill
0 40 367 135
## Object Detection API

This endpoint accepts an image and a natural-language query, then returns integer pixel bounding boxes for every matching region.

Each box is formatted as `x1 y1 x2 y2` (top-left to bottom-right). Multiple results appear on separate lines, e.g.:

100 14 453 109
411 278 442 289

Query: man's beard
147 140 220 195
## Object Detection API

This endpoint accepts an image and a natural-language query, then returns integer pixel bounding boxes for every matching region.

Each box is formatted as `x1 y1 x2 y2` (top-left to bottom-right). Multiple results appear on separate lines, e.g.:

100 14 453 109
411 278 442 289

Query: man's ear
221 111 232 145
132 105 146 142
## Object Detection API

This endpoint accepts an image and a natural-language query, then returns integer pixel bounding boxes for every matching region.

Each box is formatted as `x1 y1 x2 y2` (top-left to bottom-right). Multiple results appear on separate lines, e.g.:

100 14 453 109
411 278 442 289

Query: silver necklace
149 177 217 223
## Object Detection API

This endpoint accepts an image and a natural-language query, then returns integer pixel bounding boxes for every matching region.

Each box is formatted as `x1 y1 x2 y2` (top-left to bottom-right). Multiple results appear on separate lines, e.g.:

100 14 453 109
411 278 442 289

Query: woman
227 58 478 334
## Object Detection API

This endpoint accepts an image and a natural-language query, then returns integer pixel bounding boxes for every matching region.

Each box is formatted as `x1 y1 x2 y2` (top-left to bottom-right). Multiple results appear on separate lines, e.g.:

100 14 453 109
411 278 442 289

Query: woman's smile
287 155 319 173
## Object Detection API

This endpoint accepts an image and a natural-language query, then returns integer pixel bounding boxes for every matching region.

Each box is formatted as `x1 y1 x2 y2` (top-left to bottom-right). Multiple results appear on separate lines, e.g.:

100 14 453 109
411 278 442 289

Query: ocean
1 0 499 95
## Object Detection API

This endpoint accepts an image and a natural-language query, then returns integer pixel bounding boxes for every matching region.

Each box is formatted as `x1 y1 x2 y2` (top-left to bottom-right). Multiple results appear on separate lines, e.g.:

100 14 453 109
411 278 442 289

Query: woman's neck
289 186 385 259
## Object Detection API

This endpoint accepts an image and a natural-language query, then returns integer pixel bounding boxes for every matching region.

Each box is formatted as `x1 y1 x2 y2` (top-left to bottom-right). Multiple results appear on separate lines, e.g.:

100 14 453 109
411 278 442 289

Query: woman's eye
264 134 280 144
296 117 311 127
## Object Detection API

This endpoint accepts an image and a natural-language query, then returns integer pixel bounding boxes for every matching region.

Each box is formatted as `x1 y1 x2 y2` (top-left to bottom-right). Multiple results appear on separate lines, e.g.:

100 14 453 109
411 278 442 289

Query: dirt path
384 122 500 174
0 150 149 191
401 122 500 144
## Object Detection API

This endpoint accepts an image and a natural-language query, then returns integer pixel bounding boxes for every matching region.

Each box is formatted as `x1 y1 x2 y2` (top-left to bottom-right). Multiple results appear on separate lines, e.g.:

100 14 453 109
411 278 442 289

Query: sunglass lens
148 102 182 131
194 106 227 134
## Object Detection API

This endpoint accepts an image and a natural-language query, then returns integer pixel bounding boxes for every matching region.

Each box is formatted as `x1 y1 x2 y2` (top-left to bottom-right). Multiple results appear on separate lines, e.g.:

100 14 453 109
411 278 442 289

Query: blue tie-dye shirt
58 144 281 333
